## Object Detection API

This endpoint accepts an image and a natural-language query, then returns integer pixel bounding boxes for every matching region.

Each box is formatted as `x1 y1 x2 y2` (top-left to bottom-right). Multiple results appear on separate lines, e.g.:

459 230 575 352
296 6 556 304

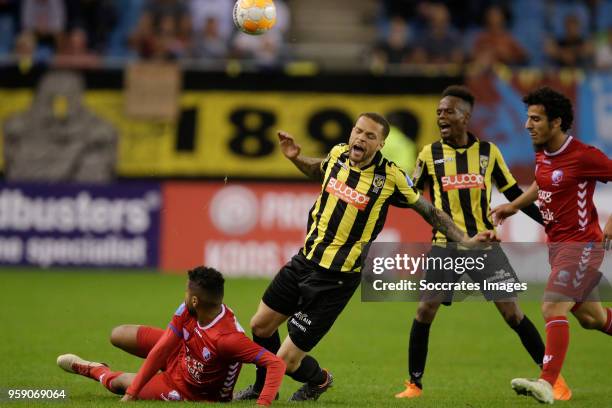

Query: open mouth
351 145 365 156
439 123 451 134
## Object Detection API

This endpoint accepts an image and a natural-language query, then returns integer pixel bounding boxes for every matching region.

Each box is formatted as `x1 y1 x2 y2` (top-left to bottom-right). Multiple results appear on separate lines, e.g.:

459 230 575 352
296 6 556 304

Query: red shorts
133 326 197 401
546 243 604 302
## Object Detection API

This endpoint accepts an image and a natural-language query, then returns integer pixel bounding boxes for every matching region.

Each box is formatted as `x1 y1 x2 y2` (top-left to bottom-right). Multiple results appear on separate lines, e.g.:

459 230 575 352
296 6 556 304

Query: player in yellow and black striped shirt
395 86 572 401
235 112 496 402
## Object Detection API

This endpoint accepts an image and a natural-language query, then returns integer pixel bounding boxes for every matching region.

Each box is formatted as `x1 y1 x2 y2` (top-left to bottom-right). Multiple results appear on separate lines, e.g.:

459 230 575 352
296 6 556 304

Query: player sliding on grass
491 87 612 404
57 267 285 405
234 112 497 402
394 85 571 401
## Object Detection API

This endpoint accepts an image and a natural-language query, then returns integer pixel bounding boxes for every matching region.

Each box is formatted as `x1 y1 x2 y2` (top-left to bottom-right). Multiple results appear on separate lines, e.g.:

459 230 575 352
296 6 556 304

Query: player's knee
541 302 565 320
498 304 523 326
250 317 276 338
416 302 439 323
110 325 130 348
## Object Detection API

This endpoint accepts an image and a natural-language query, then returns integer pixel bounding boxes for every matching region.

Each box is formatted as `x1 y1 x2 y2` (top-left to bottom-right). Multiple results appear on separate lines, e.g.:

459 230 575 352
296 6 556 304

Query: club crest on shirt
552 169 563 185
202 347 212 361
479 155 489 174
372 174 386 193
183 328 190 340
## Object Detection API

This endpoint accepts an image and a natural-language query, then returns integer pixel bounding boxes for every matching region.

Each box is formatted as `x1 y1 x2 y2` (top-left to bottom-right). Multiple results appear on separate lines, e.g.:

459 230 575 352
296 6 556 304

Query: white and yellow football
233 0 276 35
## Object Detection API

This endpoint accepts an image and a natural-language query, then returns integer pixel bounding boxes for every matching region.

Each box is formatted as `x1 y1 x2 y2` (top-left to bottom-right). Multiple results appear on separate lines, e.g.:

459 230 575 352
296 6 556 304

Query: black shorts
422 244 522 305
262 253 361 352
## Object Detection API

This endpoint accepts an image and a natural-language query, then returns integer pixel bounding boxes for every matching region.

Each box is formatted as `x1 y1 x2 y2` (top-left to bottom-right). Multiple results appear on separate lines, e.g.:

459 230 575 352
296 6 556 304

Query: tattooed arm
409 196 469 243
278 131 323 180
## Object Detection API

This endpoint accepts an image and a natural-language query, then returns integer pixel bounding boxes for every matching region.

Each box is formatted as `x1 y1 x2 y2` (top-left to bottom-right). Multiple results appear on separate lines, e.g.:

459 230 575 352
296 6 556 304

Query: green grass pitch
1 269 611 407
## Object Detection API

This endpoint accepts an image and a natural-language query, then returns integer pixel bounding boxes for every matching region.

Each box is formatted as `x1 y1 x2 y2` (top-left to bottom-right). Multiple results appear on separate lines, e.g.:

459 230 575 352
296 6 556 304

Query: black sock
408 319 431 388
287 355 327 385
511 315 545 367
253 331 281 392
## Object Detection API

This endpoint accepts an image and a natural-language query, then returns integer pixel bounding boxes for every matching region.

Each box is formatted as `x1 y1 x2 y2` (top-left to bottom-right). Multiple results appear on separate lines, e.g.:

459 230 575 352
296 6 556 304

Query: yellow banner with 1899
0 89 439 178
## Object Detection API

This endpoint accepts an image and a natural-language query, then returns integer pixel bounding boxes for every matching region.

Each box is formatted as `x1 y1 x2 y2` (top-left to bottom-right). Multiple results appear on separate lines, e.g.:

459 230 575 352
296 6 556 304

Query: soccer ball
233 0 276 35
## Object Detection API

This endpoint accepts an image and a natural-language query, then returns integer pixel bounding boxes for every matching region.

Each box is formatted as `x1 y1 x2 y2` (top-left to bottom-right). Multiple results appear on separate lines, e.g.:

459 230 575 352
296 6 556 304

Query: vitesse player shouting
395 86 572 401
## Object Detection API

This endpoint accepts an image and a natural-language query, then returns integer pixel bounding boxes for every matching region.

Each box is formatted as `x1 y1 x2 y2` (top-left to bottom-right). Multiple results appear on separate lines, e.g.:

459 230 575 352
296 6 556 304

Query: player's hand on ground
604 216 612 250
120 393 136 402
278 131 301 160
489 203 518 226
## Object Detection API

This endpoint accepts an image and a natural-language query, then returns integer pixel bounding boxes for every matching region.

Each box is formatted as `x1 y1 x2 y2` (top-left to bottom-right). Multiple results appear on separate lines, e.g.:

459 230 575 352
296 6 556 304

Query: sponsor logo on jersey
552 169 564 185
538 190 552 204
441 173 485 191
326 177 370 210
434 157 454 165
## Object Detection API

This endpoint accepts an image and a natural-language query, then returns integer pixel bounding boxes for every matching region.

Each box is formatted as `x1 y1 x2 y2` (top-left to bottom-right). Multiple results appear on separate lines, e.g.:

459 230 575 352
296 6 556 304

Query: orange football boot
553 374 572 401
395 380 422 399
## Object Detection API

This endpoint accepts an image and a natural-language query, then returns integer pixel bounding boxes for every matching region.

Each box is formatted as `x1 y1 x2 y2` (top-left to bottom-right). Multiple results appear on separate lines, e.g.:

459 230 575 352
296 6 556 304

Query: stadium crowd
373 0 612 71
0 0 611 71
0 0 291 69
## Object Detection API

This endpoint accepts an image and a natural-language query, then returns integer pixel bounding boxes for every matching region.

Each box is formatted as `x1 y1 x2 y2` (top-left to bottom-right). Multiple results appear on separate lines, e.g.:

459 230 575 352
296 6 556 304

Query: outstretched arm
502 184 544 225
490 181 539 226
278 131 323 180
123 328 181 400
410 196 469 243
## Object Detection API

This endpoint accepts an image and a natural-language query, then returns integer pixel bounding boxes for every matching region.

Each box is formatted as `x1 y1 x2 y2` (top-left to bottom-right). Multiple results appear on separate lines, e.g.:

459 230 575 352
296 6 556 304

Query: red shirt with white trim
127 303 285 406
535 136 612 242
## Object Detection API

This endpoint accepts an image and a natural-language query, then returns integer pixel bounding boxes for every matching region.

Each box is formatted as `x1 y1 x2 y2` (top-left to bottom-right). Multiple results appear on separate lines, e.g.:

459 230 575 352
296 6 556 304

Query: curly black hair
188 266 224 299
522 87 573 132
442 85 475 108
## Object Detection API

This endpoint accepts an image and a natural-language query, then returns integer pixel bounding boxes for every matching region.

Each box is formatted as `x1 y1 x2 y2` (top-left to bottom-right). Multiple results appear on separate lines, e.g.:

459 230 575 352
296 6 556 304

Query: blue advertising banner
0 182 161 268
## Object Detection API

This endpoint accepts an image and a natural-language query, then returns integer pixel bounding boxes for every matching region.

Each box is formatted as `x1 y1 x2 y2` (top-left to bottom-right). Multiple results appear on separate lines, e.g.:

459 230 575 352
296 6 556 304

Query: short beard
187 304 197 317
532 142 545 152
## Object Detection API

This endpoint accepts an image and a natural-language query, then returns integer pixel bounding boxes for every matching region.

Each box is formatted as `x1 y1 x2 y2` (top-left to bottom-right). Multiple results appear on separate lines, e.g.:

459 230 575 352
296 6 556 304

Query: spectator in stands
595 26 612 69
21 0 66 58
0 0 19 55
545 14 594 68
53 27 100 68
411 2 464 65
65 0 118 53
472 5 527 68
189 0 234 43
12 31 44 72
130 0 191 60
371 16 413 69
232 29 286 69
191 16 228 60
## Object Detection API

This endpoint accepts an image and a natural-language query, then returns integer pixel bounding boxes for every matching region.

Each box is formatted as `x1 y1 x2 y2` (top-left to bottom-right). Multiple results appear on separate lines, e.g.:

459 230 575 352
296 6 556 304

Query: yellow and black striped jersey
413 134 516 243
302 143 420 273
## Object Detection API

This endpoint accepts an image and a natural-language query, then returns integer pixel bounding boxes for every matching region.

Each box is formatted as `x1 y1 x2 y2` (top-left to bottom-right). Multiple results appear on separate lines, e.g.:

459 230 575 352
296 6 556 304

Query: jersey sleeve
167 303 189 339
412 147 430 191
217 333 285 406
578 145 612 182
490 144 517 193
320 143 347 174
390 165 420 208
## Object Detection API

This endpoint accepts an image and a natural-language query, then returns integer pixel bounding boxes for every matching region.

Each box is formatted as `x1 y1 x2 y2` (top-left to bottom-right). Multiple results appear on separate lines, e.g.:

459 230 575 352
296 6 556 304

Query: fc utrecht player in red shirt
491 87 612 404
56 267 285 405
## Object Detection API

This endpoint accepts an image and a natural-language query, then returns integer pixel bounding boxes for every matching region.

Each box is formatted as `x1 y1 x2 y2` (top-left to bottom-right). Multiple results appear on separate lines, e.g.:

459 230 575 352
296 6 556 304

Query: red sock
540 316 569 386
600 308 612 335
90 366 124 393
